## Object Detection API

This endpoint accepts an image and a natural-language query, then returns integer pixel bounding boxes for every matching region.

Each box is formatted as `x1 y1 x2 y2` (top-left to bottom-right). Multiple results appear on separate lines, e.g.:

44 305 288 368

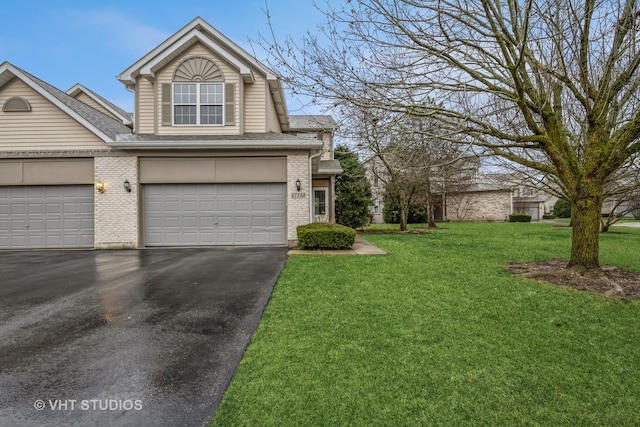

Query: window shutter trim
161 83 172 126
225 83 235 126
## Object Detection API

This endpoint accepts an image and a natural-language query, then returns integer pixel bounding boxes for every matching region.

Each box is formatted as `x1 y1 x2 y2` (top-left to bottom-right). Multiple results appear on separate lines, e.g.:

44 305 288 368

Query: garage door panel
143 183 286 246
0 185 94 249
234 217 250 227
217 201 233 212
11 204 26 214
217 216 233 227
252 217 266 227
46 203 61 214
234 201 250 212
200 216 214 227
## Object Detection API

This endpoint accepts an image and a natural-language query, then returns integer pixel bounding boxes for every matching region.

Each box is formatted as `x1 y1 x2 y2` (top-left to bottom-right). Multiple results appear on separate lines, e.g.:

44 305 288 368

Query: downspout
309 150 323 223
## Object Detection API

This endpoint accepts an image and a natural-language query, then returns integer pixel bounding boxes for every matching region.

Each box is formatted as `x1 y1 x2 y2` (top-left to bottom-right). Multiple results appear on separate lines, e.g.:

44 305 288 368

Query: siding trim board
0 159 94 185
139 157 287 183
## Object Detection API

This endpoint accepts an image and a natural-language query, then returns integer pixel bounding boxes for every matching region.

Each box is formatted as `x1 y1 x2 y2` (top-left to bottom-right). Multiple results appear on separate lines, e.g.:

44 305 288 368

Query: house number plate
291 192 306 198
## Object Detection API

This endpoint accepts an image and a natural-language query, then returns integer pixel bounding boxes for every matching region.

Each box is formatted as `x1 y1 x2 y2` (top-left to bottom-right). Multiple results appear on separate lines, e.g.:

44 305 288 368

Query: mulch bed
506 259 640 299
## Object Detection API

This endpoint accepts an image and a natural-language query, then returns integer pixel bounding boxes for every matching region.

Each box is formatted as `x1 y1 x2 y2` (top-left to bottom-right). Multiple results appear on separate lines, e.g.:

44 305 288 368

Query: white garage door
143 183 286 246
0 186 94 249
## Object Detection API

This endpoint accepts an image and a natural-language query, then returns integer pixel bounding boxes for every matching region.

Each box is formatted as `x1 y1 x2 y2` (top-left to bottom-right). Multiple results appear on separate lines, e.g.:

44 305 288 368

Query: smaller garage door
0 186 94 249
143 183 286 246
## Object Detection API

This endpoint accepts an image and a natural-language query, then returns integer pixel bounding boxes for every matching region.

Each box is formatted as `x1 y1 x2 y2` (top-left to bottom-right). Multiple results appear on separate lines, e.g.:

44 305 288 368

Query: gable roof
117 17 289 130
67 83 133 126
0 62 132 142
288 115 337 131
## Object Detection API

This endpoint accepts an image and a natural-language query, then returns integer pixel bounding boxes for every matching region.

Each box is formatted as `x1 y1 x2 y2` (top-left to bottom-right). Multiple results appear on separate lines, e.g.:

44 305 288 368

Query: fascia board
139 30 255 83
108 140 323 150
118 17 276 85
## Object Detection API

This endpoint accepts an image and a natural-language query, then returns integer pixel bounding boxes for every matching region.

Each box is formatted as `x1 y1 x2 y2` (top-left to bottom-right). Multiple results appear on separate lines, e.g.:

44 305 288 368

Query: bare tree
349 107 426 231
601 155 640 231
261 0 640 270
344 104 470 230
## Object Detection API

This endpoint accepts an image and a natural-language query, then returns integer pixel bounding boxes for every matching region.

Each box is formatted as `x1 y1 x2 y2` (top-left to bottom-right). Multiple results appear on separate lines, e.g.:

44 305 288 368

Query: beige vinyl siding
73 92 120 122
265 87 281 133
136 76 155 133
0 78 107 150
156 43 240 135
244 76 267 133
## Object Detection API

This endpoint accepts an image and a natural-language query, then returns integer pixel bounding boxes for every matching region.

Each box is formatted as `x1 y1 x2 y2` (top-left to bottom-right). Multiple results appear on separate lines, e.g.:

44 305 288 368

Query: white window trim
314 187 329 219
172 82 225 126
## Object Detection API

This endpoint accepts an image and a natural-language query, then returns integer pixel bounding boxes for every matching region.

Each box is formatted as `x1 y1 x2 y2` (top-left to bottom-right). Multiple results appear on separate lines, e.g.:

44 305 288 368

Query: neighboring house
444 183 513 222
363 153 512 223
0 17 340 249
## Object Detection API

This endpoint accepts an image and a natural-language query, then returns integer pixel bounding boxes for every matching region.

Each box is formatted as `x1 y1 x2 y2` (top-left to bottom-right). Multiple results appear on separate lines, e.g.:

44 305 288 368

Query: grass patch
212 222 640 426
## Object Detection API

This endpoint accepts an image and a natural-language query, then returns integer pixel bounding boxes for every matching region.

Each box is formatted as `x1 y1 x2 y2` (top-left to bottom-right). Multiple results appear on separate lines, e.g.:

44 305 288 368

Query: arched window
171 57 224 125
3 97 31 112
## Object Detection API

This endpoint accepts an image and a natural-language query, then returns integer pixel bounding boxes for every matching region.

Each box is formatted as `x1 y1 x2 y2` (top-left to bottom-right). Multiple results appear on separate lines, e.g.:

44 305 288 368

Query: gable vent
174 57 223 82
3 97 31 112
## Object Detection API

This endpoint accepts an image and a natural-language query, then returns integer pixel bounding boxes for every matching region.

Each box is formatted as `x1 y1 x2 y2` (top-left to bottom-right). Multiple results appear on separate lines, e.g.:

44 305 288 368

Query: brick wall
446 190 512 221
94 156 139 248
287 154 310 244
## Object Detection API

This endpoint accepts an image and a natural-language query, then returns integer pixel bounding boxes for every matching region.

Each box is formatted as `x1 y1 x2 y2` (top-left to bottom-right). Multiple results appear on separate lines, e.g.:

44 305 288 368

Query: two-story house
0 17 340 249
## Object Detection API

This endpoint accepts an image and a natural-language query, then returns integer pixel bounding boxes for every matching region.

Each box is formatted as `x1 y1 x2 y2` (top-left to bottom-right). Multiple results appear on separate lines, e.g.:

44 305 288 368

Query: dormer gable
67 83 133 127
117 17 289 134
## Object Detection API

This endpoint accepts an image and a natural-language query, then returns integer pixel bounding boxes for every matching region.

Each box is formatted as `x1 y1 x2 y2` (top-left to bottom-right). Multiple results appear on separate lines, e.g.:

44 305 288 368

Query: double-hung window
173 83 223 125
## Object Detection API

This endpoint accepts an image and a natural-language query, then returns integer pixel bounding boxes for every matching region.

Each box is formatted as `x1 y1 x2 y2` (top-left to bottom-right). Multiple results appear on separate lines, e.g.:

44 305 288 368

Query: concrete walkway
288 236 387 256
612 221 640 228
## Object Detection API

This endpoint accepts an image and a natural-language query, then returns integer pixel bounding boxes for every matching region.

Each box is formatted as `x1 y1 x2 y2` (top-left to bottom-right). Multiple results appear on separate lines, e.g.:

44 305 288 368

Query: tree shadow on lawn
506 259 640 299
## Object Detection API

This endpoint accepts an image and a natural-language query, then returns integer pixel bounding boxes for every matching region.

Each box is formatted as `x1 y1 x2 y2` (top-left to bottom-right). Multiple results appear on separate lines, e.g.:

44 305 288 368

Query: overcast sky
1 0 333 113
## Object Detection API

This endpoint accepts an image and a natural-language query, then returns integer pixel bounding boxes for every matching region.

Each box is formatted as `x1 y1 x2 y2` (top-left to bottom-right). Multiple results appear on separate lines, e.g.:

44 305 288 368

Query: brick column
94 156 139 249
287 154 310 245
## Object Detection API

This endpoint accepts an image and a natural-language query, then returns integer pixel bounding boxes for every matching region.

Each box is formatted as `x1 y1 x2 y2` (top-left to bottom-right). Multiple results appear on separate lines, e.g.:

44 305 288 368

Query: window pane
201 84 223 104
174 106 196 125
314 190 327 216
174 84 196 104
201 105 223 125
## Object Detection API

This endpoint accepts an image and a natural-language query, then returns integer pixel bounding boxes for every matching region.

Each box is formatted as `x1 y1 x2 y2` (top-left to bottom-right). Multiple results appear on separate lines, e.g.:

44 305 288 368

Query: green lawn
211 222 640 426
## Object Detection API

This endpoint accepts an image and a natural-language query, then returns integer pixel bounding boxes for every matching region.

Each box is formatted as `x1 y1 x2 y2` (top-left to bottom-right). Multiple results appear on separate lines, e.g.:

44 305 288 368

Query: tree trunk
399 204 408 231
426 191 437 228
568 188 604 270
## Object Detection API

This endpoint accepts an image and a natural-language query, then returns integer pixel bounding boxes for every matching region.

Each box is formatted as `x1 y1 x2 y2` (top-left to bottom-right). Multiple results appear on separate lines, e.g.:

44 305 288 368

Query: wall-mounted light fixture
123 179 132 193
95 181 105 193
295 179 301 192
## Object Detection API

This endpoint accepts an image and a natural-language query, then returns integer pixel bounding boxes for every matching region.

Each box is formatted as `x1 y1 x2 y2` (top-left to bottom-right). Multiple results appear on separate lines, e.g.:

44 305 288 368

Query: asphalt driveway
0 247 288 427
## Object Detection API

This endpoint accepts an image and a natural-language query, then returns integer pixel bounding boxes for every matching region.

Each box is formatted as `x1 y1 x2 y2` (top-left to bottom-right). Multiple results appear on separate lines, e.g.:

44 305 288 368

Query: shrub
509 213 532 222
554 199 572 218
334 145 373 229
542 214 556 220
297 223 356 249
382 192 428 224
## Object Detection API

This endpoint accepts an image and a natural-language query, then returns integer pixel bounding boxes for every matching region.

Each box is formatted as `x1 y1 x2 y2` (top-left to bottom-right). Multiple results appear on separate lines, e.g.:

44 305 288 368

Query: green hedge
297 223 356 249
509 213 532 222
542 214 556 220
554 199 571 218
